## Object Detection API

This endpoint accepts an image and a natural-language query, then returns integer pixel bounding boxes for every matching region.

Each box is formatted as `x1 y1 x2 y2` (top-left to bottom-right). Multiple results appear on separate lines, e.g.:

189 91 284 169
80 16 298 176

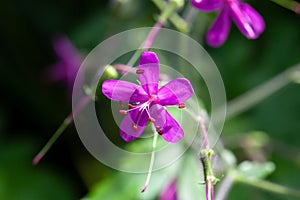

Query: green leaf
85 161 180 200
0 138 77 200
178 152 206 200
237 161 276 180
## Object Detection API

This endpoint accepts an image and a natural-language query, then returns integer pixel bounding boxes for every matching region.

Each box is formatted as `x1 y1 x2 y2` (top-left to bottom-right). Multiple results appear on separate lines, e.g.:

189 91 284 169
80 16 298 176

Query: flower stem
201 149 218 200
33 95 90 165
199 117 209 149
227 62 300 119
141 128 158 192
127 0 182 67
152 0 188 33
215 175 234 200
231 171 300 198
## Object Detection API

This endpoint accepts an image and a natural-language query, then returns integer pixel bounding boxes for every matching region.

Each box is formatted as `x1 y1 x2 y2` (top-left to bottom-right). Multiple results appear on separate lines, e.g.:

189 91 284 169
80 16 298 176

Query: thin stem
33 95 90 165
127 0 181 67
227 63 300 119
201 149 218 200
152 0 188 33
126 21 163 66
141 127 158 192
232 173 300 198
142 21 163 50
199 117 209 149
215 175 234 200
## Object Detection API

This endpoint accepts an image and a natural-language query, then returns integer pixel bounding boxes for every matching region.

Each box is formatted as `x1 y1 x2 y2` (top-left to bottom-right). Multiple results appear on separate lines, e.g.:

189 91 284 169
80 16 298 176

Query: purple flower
192 0 265 47
102 52 194 143
159 180 177 200
49 36 82 97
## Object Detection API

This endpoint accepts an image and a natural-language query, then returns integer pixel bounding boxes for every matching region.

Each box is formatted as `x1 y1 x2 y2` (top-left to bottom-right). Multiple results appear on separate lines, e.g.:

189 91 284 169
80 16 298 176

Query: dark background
0 0 299 199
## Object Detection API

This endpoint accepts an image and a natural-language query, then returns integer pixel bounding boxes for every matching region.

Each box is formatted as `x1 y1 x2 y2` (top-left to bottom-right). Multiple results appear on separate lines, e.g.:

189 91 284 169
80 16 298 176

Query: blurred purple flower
159 180 178 200
102 52 194 143
49 36 82 97
192 0 265 47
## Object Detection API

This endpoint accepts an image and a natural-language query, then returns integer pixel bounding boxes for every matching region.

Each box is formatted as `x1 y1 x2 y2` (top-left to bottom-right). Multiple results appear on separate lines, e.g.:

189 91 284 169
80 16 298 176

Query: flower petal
230 3 265 39
102 80 148 102
120 113 147 142
206 7 231 47
240 4 265 38
159 180 177 200
191 0 223 11
129 104 149 126
150 105 184 143
157 78 194 106
138 52 159 95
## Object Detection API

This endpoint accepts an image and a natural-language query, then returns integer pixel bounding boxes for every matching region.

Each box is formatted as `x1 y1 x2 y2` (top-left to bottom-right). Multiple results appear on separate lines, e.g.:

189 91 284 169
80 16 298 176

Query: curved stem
33 95 90 165
232 172 300 198
227 63 300 119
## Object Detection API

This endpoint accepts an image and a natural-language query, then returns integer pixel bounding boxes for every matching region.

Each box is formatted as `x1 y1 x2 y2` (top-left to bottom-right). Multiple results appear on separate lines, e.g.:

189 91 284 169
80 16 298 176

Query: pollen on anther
119 110 127 115
133 124 138 132
148 117 155 122
178 103 186 108
128 104 135 109
136 69 144 74
155 126 163 135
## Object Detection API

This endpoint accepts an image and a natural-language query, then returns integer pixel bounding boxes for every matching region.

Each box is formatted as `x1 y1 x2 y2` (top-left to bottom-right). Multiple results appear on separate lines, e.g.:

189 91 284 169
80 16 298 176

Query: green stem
33 95 90 165
227 63 300 119
201 149 219 200
152 0 188 33
233 173 300 198
33 115 72 165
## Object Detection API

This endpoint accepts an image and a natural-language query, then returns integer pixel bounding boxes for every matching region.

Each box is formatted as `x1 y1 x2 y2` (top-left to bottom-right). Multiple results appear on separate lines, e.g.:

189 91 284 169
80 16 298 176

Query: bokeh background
1 0 300 199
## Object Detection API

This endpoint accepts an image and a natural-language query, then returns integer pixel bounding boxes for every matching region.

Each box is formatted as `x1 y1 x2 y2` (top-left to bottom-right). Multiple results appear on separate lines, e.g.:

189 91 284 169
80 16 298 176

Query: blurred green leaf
237 161 276 180
85 159 180 200
0 137 77 200
178 151 206 199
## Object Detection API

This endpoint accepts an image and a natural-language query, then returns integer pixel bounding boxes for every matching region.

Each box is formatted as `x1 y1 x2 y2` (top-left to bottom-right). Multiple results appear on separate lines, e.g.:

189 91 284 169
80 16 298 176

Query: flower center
149 95 158 102
119 98 157 131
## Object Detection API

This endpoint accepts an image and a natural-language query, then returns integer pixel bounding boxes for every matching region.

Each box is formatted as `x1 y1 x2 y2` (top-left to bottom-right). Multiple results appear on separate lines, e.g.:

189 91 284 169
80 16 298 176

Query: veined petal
120 114 147 142
150 105 184 143
138 52 159 95
157 78 194 106
191 0 223 11
230 3 265 39
102 80 148 102
206 7 231 47
129 105 149 126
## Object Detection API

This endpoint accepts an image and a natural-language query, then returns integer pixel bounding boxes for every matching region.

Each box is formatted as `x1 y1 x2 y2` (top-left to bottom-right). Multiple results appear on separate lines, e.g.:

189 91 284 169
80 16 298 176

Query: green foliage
236 161 276 180
0 138 77 200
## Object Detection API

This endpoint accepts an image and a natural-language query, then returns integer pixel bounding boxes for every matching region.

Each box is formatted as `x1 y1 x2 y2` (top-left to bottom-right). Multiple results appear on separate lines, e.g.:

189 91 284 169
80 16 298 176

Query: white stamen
141 125 158 192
